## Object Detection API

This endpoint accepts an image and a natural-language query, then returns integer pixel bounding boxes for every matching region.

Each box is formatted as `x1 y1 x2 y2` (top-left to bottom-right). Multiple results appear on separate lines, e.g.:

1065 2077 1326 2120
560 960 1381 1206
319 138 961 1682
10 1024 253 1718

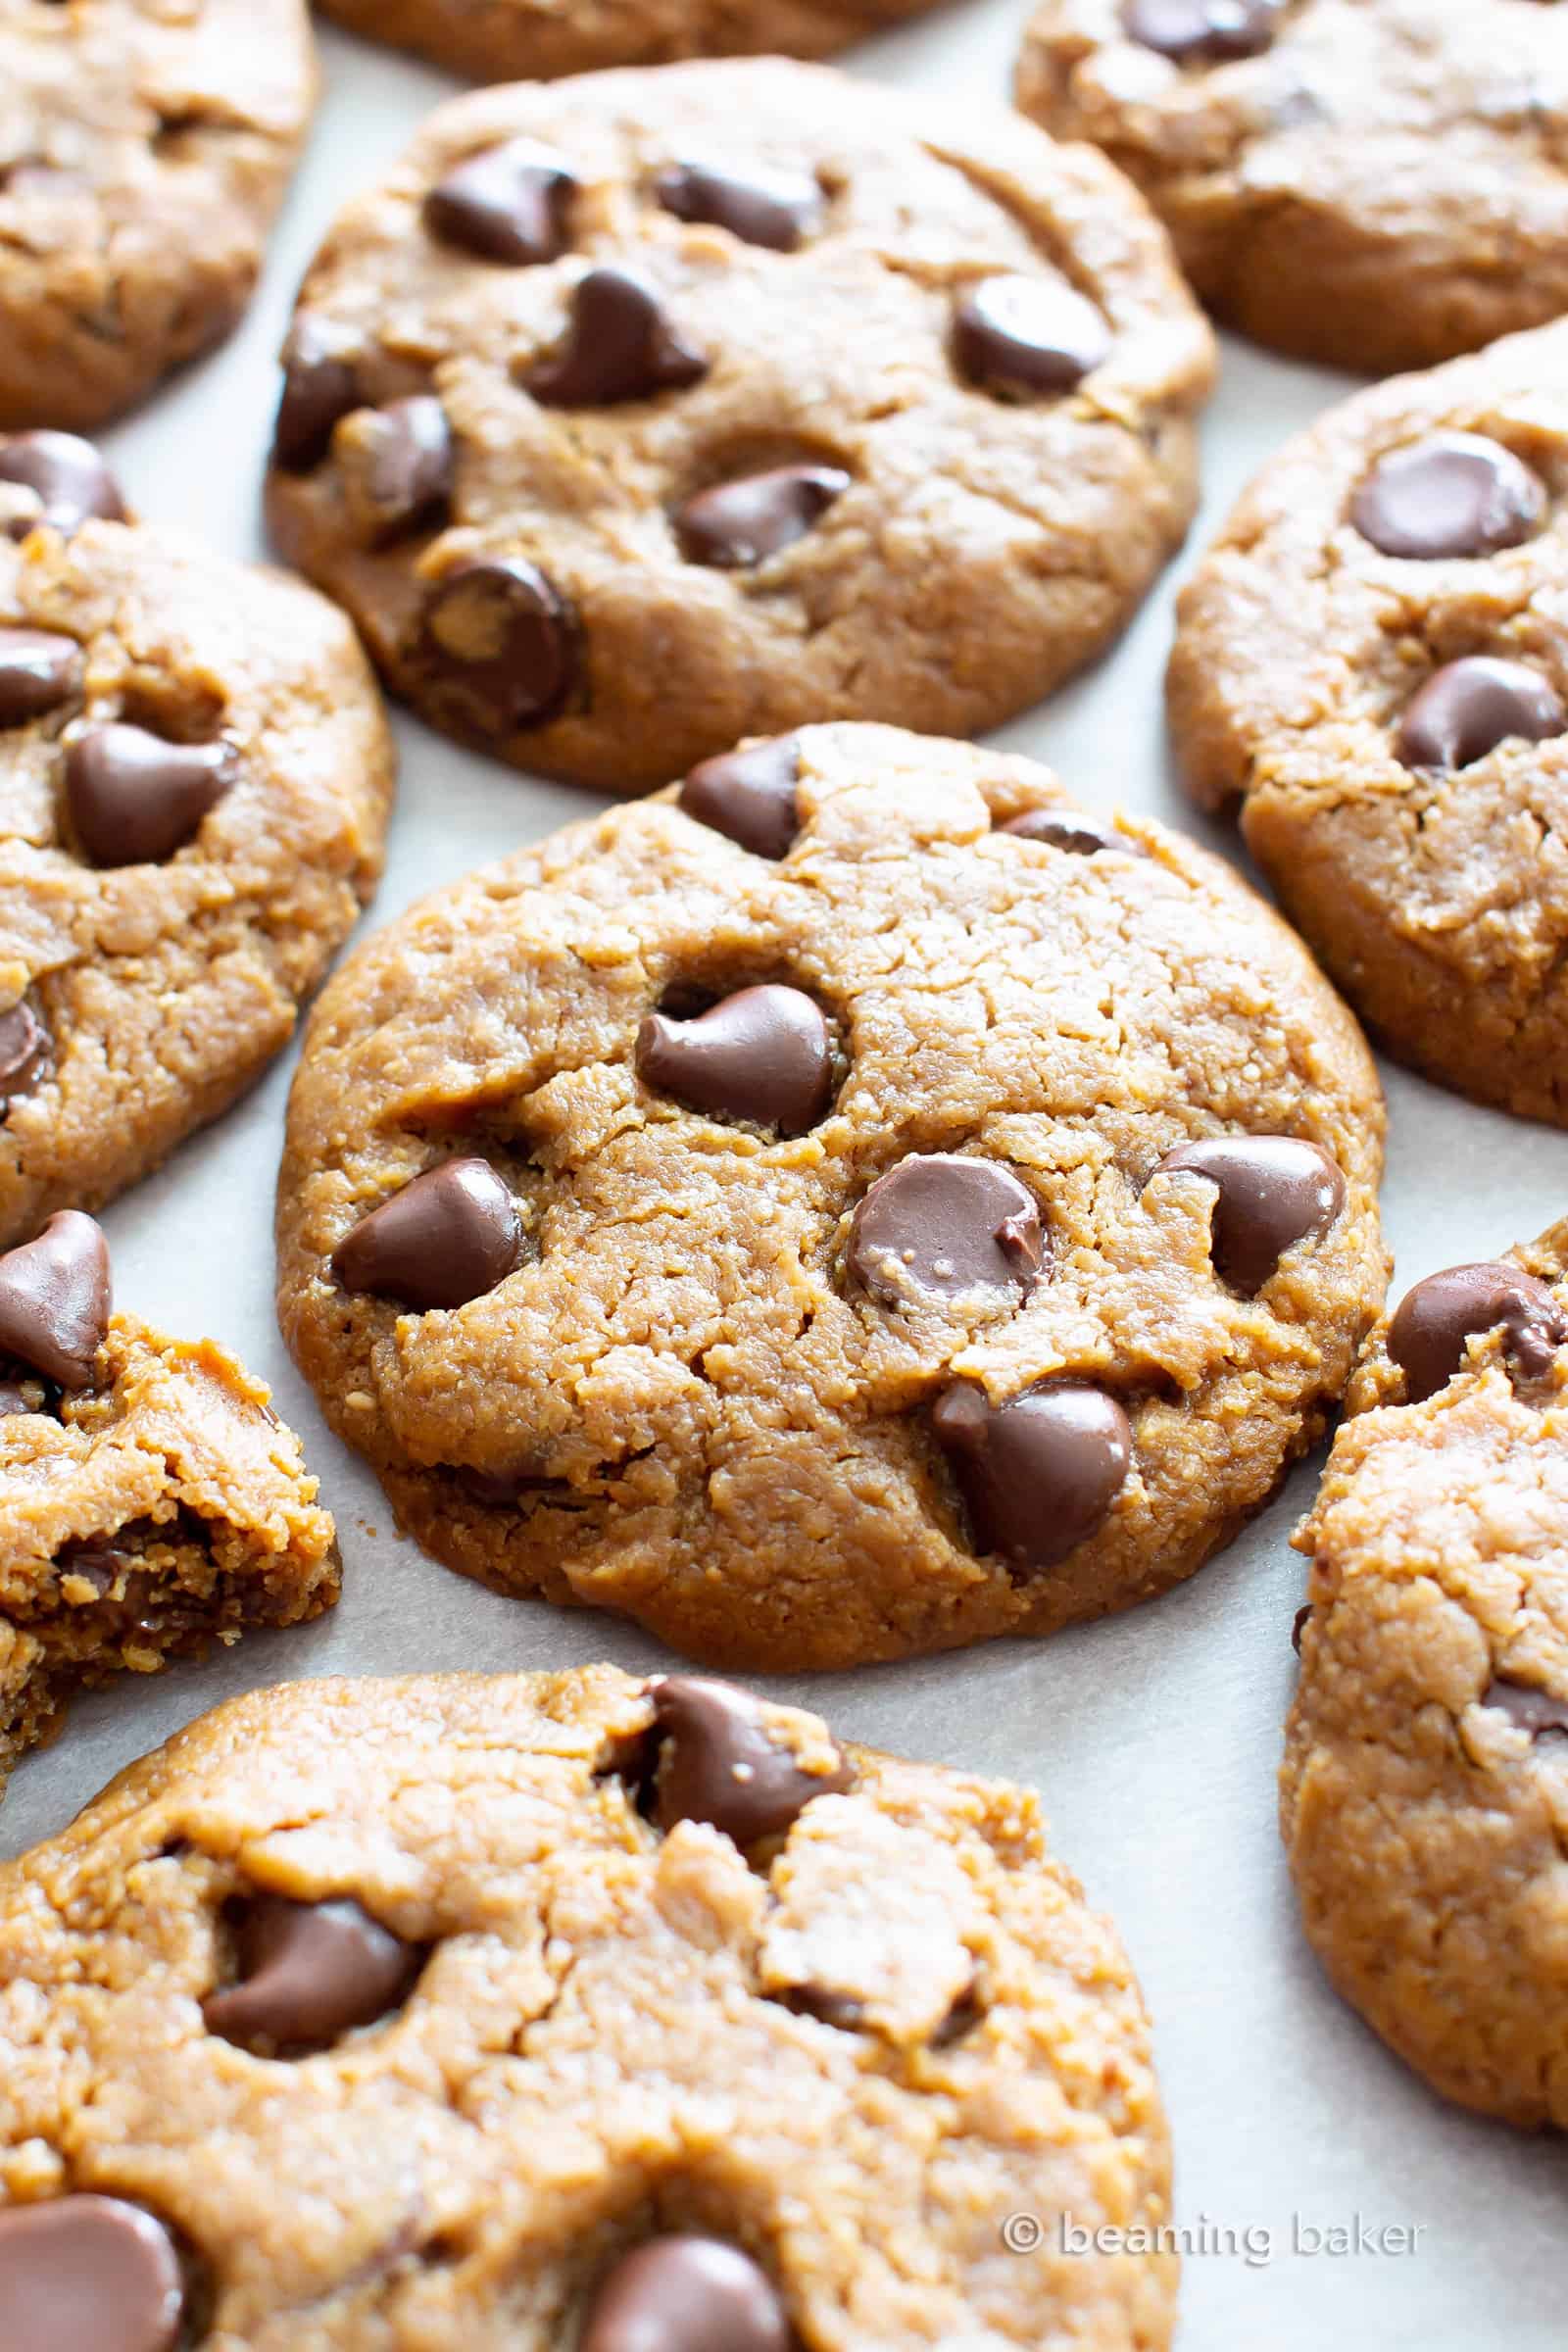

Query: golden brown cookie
0 1663 1177 2346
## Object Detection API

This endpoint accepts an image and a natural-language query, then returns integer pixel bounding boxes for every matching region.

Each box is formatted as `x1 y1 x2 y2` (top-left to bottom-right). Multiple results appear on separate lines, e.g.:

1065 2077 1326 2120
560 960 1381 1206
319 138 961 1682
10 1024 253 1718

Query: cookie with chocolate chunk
264 58 1214 793
276 720 1387 1670
0 435 395 1246
0 1211 338 1797
0 1663 1177 2347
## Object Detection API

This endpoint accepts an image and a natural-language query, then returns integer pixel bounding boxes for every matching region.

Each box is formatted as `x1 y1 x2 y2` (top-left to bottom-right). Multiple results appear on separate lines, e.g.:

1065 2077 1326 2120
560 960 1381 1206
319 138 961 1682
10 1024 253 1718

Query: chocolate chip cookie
1167 319 1568 1126
1016 0 1568 375
0 1210 339 1800
264 58 1215 794
0 0 317 430
0 435 395 1247
0 1663 1177 2346
275 720 1388 1670
1283 1217 1568 2127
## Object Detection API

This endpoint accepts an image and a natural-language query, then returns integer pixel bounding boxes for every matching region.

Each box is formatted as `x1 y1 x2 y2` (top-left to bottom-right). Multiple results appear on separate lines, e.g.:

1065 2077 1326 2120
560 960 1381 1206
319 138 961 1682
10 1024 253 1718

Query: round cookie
275 721 1388 1671
0 0 317 430
0 434 396 1248
0 1663 1178 2348
263 58 1216 794
1168 319 1568 1126
1283 1218 1568 2127
1015 0 1568 375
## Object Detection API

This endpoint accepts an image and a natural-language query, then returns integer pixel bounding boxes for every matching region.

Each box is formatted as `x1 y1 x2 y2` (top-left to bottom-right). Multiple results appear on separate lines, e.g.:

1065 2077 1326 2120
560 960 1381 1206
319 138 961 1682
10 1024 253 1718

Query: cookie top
276 721 1388 1671
264 58 1215 793
0 0 317 430
1015 0 1568 374
0 1663 1176 2347
1283 1218 1568 2127
0 435 396 1247
1167 319 1568 1127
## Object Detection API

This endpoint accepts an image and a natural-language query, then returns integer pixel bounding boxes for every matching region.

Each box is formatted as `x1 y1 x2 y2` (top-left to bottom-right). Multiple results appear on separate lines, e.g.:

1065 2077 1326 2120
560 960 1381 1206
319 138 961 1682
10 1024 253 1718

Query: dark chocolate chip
1395 657 1566 771
677 736 802 859
953 275 1110 399
656 158 824 252
0 2194 185 2352
203 1892 422 2051
932 1382 1132 1577
0 1000 49 1115
1121 0 1279 60
848 1154 1045 1307
1150 1135 1347 1294
0 1209 110 1390
1291 1602 1311 1654
353 396 454 543
64 723 236 867
55 1539 133 1595
0 430 126 541
1350 433 1546 561
1483 1678 1568 1742
416 556 577 738
784 1984 865 2030
636 984 831 1135
423 138 576 266
647 1675 852 1846
272 318 361 471
332 1157 522 1312
1002 807 1135 854
1386 1260 1567 1403
580 2236 792 2352
524 268 708 407
0 627 80 726
674 464 850 568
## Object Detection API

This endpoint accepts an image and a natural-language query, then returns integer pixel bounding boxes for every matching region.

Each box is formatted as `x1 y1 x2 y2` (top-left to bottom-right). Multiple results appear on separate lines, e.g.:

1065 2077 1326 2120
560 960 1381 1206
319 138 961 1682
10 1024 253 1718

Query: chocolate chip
784 1984 865 2030
332 1157 522 1311
0 1209 110 1390
1483 1678 1568 1742
56 1539 133 1595
1292 1602 1311 1654
203 1892 422 2051
0 2195 185 2352
932 1383 1132 1577
581 2237 792 2352
637 984 831 1135
352 397 454 543
646 1676 853 1845
1150 1135 1347 1294
1350 433 1546 561
272 318 361 471
524 268 708 407
848 1154 1045 1308
416 556 577 738
0 1004 52 1112
677 736 801 859
64 723 236 867
953 275 1110 399
1395 657 1566 771
1121 0 1279 60
1386 1260 1567 1403
1002 807 1135 854
0 430 126 541
656 158 824 252
674 464 850 568
423 138 576 266
0 627 80 727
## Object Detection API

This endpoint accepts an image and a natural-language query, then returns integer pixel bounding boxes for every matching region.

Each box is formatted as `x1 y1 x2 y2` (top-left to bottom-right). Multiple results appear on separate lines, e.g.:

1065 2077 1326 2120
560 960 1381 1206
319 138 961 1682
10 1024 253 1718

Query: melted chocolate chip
352 397 454 543
272 319 361 471
0 1210 110 1390
416 556 577 739
0 627 80 727
0 2195 185 2352
1002 807 1134 854
1350 434 1546 561
1151 1135 1347 1294
64 723 236 867
0 1001 49 1111
203 1892 422 2051
1121 0 1279 59
0 430 126 541
524 268 708 407
1291 1602 1311 1654
1395 657 1566 771
848 1154 1045 1307
677 736 801 859
656 158 824 252
1386 1260 1567 1403
932 1383 1132 1577
636 984 831 1135
674 464 850 568
953 275 1110 399
332 1158 522 1311
1483 1678 1568 1742
423 138 576 266
646 1676 852 1846
581 2237 792 2352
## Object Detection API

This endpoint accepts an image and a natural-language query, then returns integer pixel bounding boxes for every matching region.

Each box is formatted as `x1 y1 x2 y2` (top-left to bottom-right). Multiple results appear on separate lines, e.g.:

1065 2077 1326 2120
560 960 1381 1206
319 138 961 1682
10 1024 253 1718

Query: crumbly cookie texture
0 1209 339 1797
0 0 318 430
276 720 1388 1671
1167 319 1568 1127
0 1664 1177 2348
264 58 1215 794
1015 0 1568 375
0 436 396 1247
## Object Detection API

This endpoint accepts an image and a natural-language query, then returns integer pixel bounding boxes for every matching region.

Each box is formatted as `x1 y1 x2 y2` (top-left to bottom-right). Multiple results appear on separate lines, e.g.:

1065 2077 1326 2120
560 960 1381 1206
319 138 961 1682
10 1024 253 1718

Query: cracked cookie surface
275 720 1388 1671
0 1662 1176 2348
263 58 1215 793
0 0 318 430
